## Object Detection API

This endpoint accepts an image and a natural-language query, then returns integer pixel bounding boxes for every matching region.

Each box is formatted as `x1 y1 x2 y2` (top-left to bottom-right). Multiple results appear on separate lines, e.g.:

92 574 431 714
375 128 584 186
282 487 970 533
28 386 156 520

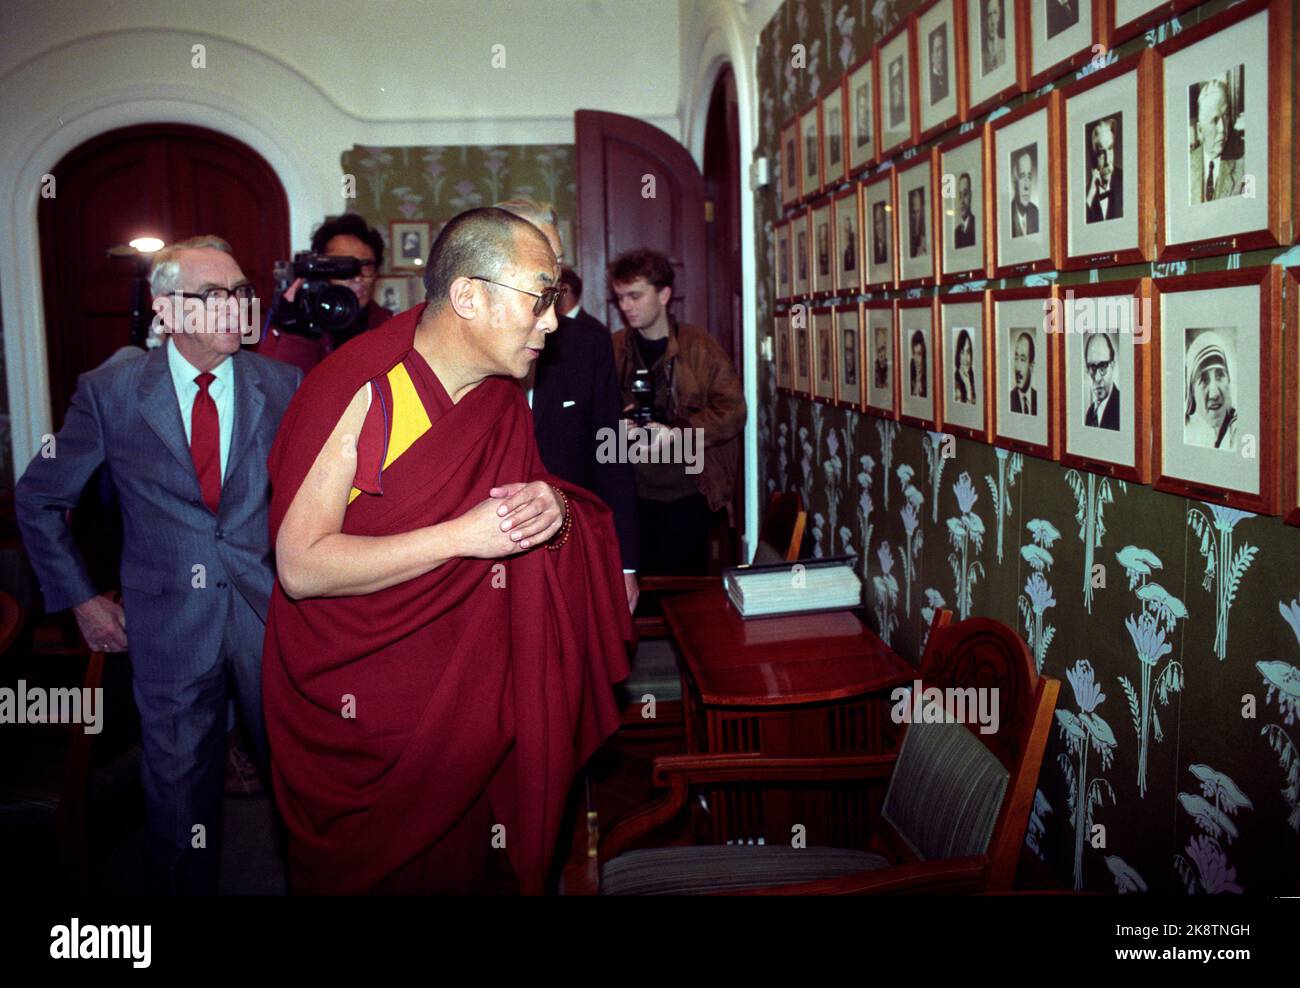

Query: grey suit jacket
1188 146 1244 203
15 343 301 681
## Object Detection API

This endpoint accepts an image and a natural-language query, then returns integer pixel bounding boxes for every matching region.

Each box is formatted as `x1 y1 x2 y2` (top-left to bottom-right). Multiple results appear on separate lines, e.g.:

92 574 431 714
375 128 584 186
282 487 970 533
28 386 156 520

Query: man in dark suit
1010 330 1038 415
16 235 301 894
1085 117 1123 223
496 201 639 610
1083 332 1121 431
1010 148 1040 238
1046 0 1079 39
954 173 977 248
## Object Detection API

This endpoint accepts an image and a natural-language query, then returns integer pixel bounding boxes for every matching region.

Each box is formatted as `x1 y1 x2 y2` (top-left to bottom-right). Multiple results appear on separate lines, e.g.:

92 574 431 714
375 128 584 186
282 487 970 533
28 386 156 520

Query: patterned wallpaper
756 0 1300 892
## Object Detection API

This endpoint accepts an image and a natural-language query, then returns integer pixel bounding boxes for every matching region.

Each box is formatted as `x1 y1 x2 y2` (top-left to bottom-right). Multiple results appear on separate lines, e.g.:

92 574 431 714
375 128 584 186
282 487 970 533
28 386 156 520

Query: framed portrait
916 0 967 143
792 304 813 397
993 285 1060 460
1058 280 1153 483
799 101 823 200
938 289 993 442
781 118 802 209
863 170 897 290
832 186 863 295
775 311 792 391
810 198 835 298
1285 268 1300 526
1061 50 1157 270
390 220 432 273
375 276 415 316
792 210 812 297
991 90 1061 278
847 55 879 175
835 303 865 409
1152 267 1281 515
812 307 838 403
1026 0 1096 91
898 296 938 429
896 153 938 289
938 125 991 281
878 22 918 157
1104 0 1199 50
775 220 793 302
967 0 1025 118
821 80 848 189
864 301 899 418
1156 0 1293 260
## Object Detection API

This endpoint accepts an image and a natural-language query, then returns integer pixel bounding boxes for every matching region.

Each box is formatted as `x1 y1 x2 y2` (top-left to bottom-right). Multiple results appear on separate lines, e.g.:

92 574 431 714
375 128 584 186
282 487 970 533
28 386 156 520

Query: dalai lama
262 207 632 894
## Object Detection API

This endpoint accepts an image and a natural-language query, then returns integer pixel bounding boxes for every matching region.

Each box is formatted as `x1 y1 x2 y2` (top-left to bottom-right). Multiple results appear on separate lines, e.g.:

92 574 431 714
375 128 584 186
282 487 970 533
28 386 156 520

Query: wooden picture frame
775 219 793 302
937 124 993 282
968 0 1028 119
863 169 898 290
821 78 849 189
847 53 880 175
878 20 920 158
1154 0 1293 262
835 302 865 410
863 300 900 418
1103 0 1199 50
1058 278 1154 484
775 310 792 392
781 118 802 210
390 220 432 273
896 151 940 290
792 303 813 397
799 100 824 201
810 197 836 298
937 288 994 443
1023 0 1099 92
1152 266 1281 516
1060 49 1158 271
1285 268 1300 526
898 295 940 429
832 185 863 295
791 210 812 297
811 306 838 403
991 90 1062 278
992 284 1061 461
915 0 969 145
374 276 415 316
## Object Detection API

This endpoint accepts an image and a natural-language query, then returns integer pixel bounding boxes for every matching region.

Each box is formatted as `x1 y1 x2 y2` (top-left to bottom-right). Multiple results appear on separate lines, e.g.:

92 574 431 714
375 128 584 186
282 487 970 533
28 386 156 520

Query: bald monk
262 207 631 894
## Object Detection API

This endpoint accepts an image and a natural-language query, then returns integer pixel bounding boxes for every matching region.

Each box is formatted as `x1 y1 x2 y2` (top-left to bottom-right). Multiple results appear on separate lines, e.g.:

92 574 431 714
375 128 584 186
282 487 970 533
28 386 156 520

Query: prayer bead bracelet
545 485 573 551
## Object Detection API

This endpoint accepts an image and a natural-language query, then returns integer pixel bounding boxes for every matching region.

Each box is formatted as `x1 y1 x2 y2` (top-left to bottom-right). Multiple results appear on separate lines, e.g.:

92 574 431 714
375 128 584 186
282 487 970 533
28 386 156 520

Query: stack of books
723 556 861 619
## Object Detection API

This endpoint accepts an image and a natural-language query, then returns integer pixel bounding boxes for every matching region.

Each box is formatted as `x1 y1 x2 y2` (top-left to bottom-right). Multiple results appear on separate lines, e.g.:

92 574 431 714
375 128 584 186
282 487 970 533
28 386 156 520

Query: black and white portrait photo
1045 0 1079 40
1183 327 1240 450
1085 114 1123 223
842 215 857 272
401 231 421 259
1188 69 1246 205
980 0 1006 76
784 130 798 198
874 325 890 388
390 221 432 272
1010 327 1039 415
796 228 809 283
872 201 890 265
1082 330 1120 431
929 25 950 106
816 217 831 279
376 277 409 315
777 227 791 296
1009 144 1040 238
855 81 872 149
804 113 820 188
954 172 977 248
909 330 929 398
888 57 906 128
797 327 810 382
827 100 843 171
818 326 833 384
842 325 858 387
908 187 929 258
953 328 977 405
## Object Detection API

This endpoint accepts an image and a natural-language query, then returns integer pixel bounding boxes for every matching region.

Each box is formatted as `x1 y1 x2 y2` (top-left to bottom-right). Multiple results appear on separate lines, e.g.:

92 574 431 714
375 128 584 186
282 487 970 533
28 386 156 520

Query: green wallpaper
757 0 1300 892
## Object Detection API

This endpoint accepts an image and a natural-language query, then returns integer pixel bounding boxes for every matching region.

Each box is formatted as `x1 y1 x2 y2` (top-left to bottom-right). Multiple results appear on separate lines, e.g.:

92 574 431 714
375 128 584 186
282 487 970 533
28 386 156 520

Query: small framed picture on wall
896 152 938 289
375 276 414 315
1156 0 1293 261
1152 266 1281 515
775 220 793 302
792 210 812 297
1285 268 1300 526
775 311 792 392
821 79 848 189
863 170 897 290
992 285 1060 460
1061 49 1157 270
835 303 864 409
916 0 966 143
810 198 835 297
832 186 862 295
937 124 991 282
991 90 1061 278
864 300 899 418
781 119 802 209
1026 0 1096 91
390 220 432 273
847 54 879 175
967 0 1025 118
1058 279 1154 483
812 307 838 403
799 101 823 200
878 21 918 157
937 288 993 443
898 296 938 429
792 305 812 397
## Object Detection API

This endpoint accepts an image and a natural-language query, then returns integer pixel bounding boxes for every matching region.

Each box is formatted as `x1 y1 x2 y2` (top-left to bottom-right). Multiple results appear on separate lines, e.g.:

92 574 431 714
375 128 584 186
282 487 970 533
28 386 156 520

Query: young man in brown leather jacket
608 249 746 575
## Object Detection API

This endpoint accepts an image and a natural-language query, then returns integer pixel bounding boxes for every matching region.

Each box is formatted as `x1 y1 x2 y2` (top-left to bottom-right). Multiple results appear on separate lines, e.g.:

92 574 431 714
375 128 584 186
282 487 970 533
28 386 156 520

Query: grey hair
493 197 557 229
149 235 233 297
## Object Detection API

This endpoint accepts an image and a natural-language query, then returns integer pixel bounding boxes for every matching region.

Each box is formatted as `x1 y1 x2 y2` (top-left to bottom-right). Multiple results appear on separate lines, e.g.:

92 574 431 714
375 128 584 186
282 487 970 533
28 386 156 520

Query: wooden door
37 124 289 428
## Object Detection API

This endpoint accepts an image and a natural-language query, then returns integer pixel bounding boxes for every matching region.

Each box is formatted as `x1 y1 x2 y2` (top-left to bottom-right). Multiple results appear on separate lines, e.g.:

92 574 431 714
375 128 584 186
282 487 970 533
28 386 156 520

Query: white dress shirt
166 338 235 480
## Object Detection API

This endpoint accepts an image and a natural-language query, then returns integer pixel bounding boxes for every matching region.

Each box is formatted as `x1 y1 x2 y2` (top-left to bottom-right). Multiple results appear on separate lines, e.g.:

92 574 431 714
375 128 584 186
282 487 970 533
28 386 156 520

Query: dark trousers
636 493 715 576
132 596 267 895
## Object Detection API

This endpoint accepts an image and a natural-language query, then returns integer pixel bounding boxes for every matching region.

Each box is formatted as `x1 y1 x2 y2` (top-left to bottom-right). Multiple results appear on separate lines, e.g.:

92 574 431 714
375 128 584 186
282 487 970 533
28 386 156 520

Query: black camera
630 369 656 426
271 252 364 340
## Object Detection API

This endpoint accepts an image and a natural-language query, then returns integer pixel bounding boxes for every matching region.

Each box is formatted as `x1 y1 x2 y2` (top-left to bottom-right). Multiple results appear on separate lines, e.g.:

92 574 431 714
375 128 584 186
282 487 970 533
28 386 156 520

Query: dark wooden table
661 589 914 846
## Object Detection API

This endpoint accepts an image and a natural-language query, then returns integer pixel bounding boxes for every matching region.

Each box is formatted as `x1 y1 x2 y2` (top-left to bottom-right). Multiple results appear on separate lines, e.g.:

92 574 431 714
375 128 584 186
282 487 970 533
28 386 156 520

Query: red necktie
190 372 221 513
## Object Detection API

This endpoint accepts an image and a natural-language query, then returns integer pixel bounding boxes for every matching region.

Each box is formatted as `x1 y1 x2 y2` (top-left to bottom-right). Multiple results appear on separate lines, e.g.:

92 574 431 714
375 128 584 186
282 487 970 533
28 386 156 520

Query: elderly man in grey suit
1189 80 1245 203
16 235 301 894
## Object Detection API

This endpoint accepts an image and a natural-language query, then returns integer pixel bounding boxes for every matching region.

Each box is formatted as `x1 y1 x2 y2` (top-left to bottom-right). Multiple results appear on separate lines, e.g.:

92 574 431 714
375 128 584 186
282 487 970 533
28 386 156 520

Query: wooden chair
597 610 1060 894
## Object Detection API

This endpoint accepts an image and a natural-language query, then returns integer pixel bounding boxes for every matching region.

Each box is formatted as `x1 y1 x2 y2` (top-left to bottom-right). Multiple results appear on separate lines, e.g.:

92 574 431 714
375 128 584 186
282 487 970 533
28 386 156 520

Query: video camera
270 252 365 340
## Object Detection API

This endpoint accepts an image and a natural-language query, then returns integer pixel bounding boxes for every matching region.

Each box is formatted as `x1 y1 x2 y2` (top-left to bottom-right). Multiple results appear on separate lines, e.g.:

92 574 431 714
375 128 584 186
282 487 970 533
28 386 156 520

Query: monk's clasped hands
489 480 567 550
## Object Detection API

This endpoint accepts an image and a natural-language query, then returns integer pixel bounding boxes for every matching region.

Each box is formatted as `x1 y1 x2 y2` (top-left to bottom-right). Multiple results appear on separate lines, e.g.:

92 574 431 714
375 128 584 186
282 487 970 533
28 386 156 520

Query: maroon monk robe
262 303 631 894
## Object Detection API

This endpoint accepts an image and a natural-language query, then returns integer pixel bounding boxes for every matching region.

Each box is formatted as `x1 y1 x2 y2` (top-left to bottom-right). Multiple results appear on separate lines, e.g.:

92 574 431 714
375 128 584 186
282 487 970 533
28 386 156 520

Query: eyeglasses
471 277 564 316
1085 358 1114 379
178 284 257 305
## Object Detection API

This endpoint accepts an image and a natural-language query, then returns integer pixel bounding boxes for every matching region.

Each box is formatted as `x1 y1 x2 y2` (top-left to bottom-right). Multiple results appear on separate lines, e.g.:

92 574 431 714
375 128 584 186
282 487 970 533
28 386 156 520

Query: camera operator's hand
281 277 304 303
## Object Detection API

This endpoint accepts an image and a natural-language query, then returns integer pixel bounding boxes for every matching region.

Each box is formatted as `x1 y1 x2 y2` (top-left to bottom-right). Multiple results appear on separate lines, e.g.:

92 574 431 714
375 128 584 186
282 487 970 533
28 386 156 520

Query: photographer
260 213 392 374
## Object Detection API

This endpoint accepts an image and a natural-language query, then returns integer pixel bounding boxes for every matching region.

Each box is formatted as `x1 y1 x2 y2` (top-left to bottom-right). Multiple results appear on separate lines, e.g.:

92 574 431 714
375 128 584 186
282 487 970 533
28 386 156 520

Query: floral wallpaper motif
756 0 1300 892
